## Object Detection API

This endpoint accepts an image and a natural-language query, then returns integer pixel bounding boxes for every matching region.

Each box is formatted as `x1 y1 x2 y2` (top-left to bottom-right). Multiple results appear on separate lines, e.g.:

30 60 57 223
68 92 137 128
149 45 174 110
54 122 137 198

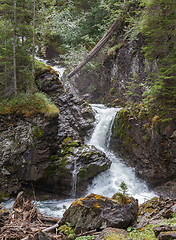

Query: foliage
139 0 176 109
34 59 49 76
58 222 76 239
119 181 128 196
127 215 176 240
0 92 59 117
127 225 156 240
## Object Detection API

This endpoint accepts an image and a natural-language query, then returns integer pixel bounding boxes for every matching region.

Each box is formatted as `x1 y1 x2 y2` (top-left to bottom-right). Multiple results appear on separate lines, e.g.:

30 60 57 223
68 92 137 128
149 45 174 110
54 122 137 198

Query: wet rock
43 144 111 196
60 193 138 232
95 227 128 240
110 108 176 186
70 35 148 104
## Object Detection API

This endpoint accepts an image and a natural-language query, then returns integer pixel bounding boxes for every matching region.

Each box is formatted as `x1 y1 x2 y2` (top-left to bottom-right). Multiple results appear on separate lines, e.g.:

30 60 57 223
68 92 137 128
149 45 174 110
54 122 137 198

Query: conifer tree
140 0 176 105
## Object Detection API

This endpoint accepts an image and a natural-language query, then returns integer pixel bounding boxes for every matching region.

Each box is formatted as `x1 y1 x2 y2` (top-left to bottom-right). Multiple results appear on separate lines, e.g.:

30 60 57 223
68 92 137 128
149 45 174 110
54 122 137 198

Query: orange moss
94 202 100 209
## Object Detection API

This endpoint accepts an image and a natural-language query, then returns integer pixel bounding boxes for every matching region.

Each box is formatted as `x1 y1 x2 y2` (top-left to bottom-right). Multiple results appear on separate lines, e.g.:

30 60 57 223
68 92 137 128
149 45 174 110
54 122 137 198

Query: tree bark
13 0 17 96
32 0 36 91
67 18 122 79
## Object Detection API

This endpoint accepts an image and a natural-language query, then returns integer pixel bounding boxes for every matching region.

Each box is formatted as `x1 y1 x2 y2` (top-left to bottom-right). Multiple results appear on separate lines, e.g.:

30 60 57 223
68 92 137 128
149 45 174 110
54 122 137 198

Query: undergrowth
0 92 60 117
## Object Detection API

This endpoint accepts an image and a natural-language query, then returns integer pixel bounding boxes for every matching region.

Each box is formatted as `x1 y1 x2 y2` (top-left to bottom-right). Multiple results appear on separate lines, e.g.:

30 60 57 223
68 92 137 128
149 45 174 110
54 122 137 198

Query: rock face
110 108 176 187
0 68 111 199
69 34 150 104
60 193 138 232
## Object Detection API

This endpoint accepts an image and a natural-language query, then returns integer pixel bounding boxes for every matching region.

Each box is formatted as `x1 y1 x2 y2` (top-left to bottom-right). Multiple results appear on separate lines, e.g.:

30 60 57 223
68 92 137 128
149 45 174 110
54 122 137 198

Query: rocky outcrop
0 67 111 199
137 197 176 229
60 193 138 232
110 108 176 188
69 34 150 104
36 143 111 196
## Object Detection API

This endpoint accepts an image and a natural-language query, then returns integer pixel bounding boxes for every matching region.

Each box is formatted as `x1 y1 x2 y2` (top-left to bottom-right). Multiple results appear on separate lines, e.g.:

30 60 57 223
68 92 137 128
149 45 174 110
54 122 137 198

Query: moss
112 193 130 206
0 92 60 117
44 161 57 177
32 126 44 139
77 167 87 179
109 87 116 94
142 135 148 142
94 202 100 209
0 193 10 202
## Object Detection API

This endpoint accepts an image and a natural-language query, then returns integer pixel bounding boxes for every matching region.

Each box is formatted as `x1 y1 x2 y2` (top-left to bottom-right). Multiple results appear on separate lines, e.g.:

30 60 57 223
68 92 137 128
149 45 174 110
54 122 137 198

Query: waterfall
85 104 155 203
2 59 155 218
71 158 77 198
35 104 155 217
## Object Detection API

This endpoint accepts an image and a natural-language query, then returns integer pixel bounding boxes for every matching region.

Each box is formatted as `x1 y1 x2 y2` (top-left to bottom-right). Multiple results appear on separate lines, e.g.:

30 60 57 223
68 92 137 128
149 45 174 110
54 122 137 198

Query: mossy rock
96 227 128 240
60 193 138 232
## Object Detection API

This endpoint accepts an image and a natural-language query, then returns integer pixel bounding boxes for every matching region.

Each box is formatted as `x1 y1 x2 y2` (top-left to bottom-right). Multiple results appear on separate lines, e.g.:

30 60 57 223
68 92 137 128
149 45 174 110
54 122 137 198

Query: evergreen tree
0 0 36 98
140 0 176 106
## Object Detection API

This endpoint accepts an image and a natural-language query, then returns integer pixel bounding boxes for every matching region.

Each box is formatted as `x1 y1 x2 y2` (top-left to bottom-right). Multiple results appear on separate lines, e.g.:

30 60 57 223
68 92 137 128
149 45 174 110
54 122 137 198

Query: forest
0 0 175 110
0 0 176 240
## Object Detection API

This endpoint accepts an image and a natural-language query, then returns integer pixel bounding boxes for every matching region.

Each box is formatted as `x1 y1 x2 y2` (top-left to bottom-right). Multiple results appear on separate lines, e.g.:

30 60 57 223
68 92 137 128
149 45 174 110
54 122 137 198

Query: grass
0 92 60 117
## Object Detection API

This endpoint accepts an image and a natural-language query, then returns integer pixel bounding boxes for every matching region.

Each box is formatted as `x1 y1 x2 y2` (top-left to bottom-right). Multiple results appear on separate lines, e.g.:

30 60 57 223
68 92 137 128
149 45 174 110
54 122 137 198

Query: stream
3 58 155 218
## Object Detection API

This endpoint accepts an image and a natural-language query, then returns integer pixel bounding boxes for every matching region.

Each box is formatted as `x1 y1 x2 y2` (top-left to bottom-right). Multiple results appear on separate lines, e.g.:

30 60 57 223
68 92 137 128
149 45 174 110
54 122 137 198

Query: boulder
60 193 138 232
43 144 111 196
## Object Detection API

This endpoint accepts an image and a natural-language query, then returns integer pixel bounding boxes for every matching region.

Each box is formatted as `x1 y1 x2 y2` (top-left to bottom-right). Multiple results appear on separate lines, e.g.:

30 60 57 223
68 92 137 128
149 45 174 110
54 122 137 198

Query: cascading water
86 104 155 203
71 158 77 198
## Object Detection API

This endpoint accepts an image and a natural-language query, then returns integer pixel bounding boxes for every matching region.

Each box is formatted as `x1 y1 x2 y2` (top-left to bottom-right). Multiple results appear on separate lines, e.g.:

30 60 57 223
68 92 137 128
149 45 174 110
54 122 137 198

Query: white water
35 57 65 78
86 104 155 203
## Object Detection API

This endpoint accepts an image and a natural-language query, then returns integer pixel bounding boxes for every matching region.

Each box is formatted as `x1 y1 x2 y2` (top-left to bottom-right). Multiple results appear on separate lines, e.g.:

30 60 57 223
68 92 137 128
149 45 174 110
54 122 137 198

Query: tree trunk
13 0 17 96
67 18 122 79
32 0 36 91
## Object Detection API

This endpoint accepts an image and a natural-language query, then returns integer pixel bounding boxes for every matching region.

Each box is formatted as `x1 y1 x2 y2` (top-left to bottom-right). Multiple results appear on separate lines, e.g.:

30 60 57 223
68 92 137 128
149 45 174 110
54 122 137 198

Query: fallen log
67 17 123 79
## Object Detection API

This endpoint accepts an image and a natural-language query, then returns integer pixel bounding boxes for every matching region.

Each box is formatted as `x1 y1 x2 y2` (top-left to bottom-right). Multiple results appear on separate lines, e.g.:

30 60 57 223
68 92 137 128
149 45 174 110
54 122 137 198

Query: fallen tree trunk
67 18 122 78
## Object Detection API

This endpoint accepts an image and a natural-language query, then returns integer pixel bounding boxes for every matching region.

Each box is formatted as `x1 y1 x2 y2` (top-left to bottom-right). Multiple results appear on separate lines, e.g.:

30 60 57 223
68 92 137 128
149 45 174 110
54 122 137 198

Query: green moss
112 193 131 206
109 87 116 94
0 193 10 202
77 167 87 179
142 135 148 142
127 225 156 240
44 161 57 177
32 126 44 139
